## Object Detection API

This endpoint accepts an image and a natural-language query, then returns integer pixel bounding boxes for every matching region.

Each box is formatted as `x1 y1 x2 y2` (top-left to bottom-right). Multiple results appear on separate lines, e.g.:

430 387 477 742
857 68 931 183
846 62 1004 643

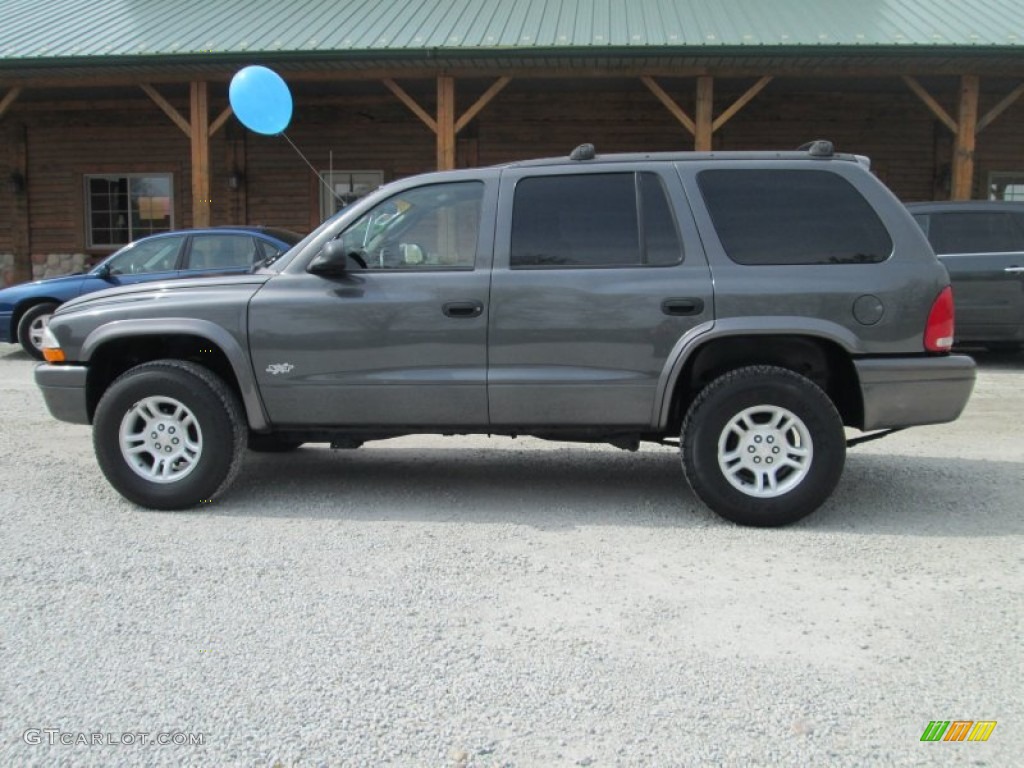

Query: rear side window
697 170 893 265
511 172 682 268
925 212 1024 254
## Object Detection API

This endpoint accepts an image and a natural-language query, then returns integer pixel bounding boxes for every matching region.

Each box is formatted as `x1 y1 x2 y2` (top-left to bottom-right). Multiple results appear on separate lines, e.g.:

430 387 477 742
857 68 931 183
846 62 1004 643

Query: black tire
93 360 246 510
681 365 846 527
17 302 59 360
247 434 304 452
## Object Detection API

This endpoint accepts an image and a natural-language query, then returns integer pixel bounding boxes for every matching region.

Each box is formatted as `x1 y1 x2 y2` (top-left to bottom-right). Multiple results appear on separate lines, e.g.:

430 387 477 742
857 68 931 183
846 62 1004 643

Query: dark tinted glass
697 170 892 265
639 172 683 265
926 212 1024 254
511 174 640 267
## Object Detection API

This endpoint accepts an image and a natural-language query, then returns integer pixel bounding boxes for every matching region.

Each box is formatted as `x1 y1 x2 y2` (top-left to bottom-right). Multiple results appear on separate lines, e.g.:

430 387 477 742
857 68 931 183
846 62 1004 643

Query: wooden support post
951 75 979 201
190 81 211 227
695 76 714 151
436 76 456 171
7 123 32 284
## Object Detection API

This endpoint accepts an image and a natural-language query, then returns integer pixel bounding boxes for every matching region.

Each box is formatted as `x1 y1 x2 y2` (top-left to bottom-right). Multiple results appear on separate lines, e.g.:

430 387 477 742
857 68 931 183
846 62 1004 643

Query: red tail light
924 286 955 352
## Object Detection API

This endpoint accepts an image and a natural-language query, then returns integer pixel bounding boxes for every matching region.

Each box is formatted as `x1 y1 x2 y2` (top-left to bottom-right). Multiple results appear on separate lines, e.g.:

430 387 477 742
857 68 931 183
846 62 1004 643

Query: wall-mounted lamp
8 171 25 195
227 171 244 190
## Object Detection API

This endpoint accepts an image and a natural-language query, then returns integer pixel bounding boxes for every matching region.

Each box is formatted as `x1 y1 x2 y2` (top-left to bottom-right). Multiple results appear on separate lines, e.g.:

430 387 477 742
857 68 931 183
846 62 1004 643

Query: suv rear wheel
681 366 846 527
93 360 246 509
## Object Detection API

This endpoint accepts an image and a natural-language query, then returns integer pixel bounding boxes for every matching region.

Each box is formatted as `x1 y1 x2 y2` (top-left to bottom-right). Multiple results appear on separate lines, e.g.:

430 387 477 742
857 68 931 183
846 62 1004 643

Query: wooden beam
190 81 211 227
208 105 234 137
977 82 1024 134
695 76 714 151
454 76 511 134
901 76 958 134
381 78 437 133
712 75 773 132
640 76 695 135
141 83 192 138
951 75 979 201
436 76 456 171
0 86 22 119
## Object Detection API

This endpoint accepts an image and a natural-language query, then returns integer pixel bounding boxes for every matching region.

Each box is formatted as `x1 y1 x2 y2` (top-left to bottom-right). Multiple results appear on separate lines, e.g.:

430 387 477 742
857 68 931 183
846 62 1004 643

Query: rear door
487 164 714 427
923 211 1024 342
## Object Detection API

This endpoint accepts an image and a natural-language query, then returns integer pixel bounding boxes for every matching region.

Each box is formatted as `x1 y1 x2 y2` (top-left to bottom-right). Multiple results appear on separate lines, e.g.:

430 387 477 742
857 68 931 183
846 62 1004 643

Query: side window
338 182 483 270
187 234 260 270
510 172 683 269
697 170 893 265
926 212 1024 255
104 236 183 275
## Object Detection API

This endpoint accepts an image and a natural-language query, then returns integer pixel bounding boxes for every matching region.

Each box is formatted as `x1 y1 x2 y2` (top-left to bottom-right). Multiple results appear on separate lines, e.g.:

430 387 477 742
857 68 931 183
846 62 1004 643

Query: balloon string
280 132 343 203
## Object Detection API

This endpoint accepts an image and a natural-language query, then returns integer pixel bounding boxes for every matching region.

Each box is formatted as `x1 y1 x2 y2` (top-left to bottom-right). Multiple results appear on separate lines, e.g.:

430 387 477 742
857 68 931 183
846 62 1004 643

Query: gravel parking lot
0 342 1021 767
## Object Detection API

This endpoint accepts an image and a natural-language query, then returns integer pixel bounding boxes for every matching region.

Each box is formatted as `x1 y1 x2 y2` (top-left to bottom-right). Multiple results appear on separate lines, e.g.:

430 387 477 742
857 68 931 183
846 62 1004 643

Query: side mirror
94 263 112 280
308 239 350 276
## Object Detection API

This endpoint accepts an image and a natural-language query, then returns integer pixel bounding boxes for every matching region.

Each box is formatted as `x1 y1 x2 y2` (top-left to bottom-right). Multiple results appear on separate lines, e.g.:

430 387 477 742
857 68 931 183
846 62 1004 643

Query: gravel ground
0 342 1021 767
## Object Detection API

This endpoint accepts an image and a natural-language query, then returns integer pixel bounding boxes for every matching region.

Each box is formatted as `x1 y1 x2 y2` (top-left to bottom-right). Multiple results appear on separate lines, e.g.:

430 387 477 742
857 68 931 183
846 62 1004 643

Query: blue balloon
229 66 293 135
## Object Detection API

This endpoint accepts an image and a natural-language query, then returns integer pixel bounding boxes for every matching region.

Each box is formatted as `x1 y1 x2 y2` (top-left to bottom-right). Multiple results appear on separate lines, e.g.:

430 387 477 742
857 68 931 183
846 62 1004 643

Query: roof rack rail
797 140 835 158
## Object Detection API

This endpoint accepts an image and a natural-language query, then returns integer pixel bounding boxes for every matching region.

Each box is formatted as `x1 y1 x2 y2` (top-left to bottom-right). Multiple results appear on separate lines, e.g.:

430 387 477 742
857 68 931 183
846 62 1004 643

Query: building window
85 174 173 249
988 172 1024 201
319 170 384 222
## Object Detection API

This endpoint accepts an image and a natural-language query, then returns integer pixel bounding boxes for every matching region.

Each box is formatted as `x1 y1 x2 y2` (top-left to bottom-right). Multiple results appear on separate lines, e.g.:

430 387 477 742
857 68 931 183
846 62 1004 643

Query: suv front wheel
681 366 846 527
93 360 246 509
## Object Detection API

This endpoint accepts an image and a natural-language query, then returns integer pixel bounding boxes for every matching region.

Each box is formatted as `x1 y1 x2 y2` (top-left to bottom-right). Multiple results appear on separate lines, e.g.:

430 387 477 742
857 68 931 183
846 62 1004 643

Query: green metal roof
1 0 1022 62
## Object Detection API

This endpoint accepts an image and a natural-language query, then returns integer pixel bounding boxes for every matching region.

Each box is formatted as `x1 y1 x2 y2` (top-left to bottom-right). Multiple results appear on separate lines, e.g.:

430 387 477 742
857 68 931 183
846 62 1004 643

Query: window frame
988 171 1024 202
84 172 175 251
318 170 385 222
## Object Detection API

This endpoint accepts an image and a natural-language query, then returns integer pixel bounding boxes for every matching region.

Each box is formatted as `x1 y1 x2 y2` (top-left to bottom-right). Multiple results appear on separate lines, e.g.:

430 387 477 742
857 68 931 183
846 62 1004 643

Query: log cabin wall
3 76 1024 286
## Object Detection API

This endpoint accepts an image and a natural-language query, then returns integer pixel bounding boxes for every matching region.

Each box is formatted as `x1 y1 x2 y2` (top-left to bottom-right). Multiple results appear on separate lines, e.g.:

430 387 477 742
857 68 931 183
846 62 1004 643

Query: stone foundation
28 253 91 281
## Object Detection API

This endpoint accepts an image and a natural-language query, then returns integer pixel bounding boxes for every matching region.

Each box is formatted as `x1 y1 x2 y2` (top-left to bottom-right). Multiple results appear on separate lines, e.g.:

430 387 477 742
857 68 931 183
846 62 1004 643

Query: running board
846 428 904 448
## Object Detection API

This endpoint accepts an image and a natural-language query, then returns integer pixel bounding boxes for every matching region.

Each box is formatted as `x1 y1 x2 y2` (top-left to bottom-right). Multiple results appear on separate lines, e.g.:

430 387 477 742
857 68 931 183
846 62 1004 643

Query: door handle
443 301 484 318
661 298 705 316
1004 266 1024 274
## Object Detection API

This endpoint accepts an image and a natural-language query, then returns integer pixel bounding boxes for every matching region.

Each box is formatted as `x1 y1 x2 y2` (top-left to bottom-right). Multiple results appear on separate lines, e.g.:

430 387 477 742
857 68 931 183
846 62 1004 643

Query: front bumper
34 363 90 425
854 355 976 430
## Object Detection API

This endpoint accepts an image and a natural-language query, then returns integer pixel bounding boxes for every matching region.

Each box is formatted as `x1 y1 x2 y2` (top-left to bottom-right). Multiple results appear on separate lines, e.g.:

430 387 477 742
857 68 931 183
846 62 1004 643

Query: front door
249 179 495 427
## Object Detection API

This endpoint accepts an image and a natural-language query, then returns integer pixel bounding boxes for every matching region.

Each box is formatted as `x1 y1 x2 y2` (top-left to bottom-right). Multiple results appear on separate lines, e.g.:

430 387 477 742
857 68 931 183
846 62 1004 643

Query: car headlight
41 326 65 363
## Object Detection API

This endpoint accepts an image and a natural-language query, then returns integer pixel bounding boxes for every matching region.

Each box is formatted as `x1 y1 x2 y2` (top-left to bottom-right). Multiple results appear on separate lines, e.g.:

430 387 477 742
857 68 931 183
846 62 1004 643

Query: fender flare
80 318 268 430
653 318 862 428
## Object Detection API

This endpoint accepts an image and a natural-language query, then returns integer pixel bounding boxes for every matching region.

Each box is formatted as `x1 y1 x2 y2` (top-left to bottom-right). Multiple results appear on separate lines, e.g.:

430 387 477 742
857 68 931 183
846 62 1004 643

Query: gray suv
35 143 975 526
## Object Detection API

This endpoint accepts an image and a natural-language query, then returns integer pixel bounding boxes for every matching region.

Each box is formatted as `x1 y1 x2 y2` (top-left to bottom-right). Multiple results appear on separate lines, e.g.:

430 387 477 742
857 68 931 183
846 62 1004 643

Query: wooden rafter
640 76 695 135
0 86 23 119
901 76 959 134
208 105 234 137
382 78 437 133
455 76 511 133
712 75 773 132
977 82 1024 133
140 83 192 138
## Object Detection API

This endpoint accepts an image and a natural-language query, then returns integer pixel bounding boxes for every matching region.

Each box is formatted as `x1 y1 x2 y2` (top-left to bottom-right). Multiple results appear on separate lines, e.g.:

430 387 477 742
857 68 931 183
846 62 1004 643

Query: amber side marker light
42 348 66 363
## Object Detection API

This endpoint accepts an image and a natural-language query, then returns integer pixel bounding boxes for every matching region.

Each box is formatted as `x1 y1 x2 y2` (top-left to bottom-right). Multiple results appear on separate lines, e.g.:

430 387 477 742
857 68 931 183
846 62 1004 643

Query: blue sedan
1 226 301 358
